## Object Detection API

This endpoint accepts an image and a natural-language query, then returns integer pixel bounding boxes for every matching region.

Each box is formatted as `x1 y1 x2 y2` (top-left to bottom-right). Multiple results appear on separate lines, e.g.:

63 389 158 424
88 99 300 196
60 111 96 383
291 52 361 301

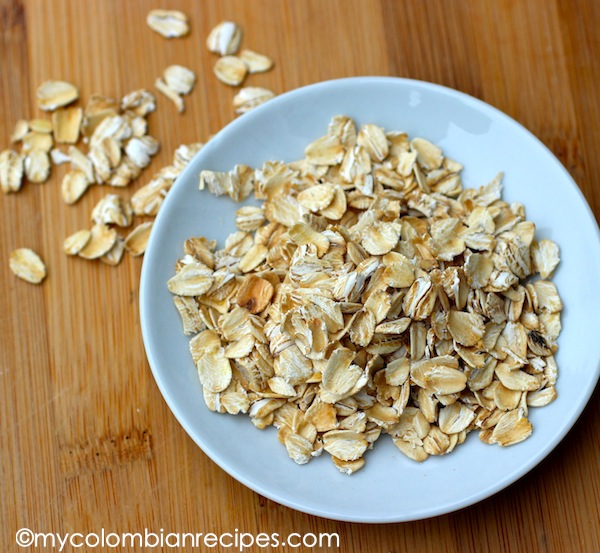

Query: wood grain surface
1 1 599 551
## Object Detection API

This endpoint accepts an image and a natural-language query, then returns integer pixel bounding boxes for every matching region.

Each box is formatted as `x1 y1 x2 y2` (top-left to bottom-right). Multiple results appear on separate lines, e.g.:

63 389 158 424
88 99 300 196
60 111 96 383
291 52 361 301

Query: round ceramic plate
140 77 600 523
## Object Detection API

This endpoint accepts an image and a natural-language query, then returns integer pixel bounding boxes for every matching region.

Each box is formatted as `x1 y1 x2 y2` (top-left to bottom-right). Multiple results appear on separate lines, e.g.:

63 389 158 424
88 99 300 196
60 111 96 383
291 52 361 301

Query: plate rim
140 76 600 523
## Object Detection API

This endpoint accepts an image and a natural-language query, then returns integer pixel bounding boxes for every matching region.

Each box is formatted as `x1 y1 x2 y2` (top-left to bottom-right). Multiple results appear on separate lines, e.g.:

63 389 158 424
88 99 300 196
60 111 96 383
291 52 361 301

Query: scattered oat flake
125 136 160 168
36 80 79 111
131 176 171 216
146 9 189 38
0 149 25 193
213 56 248 86
124 222 153 256
78 224 118 260
174 142 203 167
108 157 141 187
61 169 91 204
91 194 133 227
9 248 47 283
50 148 70 165
52 107 82 144
21 131 53 153
24 150 51 183
206 21 242 55
29 119 53 133
90 114 132 149
68 145 95 183
98 140 121 172
82 94 119 137
155 78 184 112
63 230 92 255
239 49 274 73
10 120 29 143
100 236 125 266
86 148 108 184
164 65 196 95
233 87 275 114
121 89 156 116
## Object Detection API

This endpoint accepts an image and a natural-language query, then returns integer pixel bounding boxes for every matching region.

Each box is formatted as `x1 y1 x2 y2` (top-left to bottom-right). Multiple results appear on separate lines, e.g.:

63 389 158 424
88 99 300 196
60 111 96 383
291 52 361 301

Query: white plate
140 77 600 523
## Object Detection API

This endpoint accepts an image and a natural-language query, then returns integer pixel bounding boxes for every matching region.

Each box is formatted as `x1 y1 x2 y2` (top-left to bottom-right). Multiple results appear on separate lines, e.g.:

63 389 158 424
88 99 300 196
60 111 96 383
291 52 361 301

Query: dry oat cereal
167 116 563 473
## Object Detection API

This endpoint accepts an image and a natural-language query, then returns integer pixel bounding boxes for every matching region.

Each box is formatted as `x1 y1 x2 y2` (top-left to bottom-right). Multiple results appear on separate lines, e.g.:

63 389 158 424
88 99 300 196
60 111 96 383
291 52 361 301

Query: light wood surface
1 1 599 551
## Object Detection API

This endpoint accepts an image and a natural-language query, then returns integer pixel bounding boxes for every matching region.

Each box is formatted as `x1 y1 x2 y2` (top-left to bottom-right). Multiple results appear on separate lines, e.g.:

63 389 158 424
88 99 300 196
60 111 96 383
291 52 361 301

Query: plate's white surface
140 77 600 523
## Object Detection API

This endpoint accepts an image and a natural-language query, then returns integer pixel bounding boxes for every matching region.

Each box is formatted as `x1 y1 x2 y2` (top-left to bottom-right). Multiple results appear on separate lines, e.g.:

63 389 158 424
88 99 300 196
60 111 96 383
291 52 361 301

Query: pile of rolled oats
168 115 562 474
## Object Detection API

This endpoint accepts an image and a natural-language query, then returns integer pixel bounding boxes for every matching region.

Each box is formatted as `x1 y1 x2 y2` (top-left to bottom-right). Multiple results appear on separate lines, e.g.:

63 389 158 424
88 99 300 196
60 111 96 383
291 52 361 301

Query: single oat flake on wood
9 248 47 283
239 49 274 73
0 149 25 193
206 21 242 56
146 9 189 38
233 87 275 114
36 81 79 111
167 115 563 475
164 65 196 95
213 56 248 86
124 222 153 256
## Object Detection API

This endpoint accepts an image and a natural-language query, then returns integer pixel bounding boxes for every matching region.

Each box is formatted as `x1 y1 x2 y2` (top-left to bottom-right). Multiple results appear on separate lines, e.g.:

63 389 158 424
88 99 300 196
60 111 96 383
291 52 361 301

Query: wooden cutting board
1 0 599 551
